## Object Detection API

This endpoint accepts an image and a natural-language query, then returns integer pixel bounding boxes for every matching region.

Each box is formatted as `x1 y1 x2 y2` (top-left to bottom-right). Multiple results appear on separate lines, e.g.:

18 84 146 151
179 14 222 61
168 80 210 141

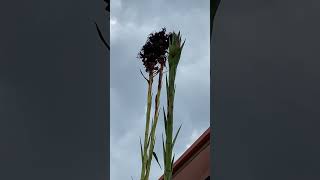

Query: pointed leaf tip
153 152 162 170
171 154 175 169
172 124 182 149
162 133 166 165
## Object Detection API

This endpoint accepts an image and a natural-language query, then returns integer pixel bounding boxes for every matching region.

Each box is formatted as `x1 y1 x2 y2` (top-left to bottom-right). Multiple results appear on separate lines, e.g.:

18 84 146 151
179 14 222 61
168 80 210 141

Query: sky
212 0 320 179
110 0 210 179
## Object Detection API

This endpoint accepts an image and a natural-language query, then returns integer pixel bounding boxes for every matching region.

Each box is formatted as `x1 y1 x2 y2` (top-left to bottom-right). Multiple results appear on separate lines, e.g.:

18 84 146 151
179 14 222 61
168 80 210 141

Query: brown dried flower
138 28 170 73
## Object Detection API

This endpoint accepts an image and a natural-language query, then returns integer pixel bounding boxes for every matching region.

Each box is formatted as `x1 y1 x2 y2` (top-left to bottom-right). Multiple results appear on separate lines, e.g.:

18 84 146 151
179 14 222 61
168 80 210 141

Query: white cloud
110 18 117 25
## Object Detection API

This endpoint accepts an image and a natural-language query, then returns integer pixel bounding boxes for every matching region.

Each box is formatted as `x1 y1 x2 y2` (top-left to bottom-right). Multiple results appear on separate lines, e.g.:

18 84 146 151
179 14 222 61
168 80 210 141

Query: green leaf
152 152 162 170
162 133 166 165
181 39 186 50
163 107 167 135
172 124 182 149
171 154 175 170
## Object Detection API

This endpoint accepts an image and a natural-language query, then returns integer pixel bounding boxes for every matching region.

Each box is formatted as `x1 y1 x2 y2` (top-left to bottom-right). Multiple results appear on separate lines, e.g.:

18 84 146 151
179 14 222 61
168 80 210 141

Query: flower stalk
138 28 170 180
140 71 154 180
145 63 165 179
163 31 185 180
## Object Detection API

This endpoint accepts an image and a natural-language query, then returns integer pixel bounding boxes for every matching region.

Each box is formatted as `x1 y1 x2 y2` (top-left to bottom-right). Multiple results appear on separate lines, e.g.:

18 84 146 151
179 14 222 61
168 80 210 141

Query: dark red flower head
138 28 170 73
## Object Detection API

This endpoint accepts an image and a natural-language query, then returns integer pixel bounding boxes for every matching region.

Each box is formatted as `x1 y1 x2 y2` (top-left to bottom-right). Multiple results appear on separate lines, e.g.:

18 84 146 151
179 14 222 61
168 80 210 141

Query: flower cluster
138 28 170 73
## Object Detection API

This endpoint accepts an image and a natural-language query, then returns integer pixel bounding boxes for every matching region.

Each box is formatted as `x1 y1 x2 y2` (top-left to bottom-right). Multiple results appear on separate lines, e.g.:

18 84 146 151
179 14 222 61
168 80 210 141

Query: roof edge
159 127 210 180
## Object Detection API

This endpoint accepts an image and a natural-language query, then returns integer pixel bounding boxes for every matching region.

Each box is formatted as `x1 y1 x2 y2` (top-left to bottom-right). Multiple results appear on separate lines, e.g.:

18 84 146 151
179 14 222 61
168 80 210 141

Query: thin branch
94 21 110 50
140 69 149 82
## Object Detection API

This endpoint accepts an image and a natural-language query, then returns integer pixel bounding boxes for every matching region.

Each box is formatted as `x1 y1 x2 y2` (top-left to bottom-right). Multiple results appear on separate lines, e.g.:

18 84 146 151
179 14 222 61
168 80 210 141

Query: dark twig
140 69 149 82
94 21 110 50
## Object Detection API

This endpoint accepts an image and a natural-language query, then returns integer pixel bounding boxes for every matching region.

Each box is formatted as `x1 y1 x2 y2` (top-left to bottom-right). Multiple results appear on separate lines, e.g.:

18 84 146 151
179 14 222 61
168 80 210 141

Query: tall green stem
140 72 153 180
138 27 171 180
145 64 165 179
164 67 176 180
163 32 185 180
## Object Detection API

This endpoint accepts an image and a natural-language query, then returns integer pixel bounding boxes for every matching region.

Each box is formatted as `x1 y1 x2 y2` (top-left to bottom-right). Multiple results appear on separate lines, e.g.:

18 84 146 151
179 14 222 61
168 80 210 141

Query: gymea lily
138 28 170 180
163 31 185 180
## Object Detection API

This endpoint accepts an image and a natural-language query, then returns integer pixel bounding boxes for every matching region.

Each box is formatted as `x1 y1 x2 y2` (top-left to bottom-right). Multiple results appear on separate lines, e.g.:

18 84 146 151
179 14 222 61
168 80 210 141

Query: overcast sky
110 0 210 179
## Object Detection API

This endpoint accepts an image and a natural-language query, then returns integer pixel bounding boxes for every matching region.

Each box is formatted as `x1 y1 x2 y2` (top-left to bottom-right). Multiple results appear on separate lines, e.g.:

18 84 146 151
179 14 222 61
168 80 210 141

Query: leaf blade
171 154 175 171
172 124 182 149
163 107 167 135
152 152 162 170
162 133 166 165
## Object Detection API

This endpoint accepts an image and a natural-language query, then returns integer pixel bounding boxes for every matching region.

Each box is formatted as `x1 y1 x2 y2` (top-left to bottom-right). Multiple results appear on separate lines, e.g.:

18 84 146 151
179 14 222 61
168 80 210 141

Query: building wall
172 143 210 180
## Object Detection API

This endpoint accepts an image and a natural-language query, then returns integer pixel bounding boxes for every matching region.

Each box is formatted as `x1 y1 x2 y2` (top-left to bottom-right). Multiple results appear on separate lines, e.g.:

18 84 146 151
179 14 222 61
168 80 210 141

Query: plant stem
140 72 153 180
164 67 176 180
163 31 184 180
145 64 165 179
